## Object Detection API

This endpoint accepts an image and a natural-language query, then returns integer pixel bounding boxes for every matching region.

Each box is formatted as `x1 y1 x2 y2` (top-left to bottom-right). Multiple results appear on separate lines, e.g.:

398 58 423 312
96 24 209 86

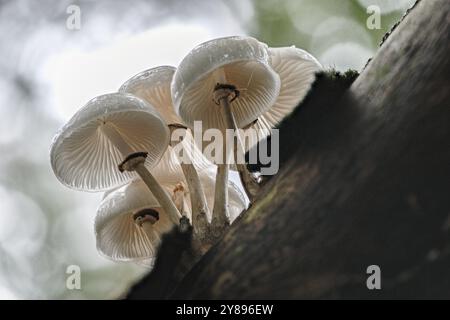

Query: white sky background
0 0 415 299
42 6 251 121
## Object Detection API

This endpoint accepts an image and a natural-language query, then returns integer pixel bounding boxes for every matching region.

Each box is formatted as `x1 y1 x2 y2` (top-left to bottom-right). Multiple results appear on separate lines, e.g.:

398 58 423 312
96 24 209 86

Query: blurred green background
0 0 415 299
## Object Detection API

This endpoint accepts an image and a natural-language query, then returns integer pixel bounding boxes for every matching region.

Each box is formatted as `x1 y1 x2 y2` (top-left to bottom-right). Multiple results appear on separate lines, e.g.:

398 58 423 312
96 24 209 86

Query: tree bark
129 0 450 299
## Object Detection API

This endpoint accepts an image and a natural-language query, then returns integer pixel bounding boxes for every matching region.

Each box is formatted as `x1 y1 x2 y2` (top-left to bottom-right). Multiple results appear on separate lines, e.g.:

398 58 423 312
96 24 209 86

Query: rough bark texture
128 0 450 299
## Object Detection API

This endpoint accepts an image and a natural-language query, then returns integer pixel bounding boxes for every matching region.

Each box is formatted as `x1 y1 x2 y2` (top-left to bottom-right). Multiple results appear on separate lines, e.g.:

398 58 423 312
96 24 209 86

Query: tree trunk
129 0 450 299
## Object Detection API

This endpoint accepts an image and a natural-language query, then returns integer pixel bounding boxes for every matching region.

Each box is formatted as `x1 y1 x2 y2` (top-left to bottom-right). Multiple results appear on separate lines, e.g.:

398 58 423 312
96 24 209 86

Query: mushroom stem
169 125 210 239
217 90 261 201
211 163 230 235
100 123 182 224
180 163 210 239
134 163 182 224
210 95 237 238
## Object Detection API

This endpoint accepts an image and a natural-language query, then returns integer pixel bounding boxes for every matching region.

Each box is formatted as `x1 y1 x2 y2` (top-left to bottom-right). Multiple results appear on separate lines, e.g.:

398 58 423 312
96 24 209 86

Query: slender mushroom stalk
100 123 181 224
213 82 260 201
180 163 210 234
169 124 210 239
207 83 235 233
211 162 230 235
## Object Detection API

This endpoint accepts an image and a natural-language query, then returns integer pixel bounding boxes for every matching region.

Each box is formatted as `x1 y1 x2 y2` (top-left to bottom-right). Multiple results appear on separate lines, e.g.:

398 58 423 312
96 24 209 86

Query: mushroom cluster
50 36 321 267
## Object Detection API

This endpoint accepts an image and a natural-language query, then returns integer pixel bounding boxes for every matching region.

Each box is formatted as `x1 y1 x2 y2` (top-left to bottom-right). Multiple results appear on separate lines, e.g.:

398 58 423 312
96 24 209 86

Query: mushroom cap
245 46 322 150
50 92 169 192
95 171 247 263
95 179 174 263
119 66 180 125
119 66 213 181
171 36 281 131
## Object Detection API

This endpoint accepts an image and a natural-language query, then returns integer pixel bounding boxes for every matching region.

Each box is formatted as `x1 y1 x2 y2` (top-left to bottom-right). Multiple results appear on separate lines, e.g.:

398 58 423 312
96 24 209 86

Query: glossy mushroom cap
171 36 281 131
119 66 180 125
95 179 174 263
120 66 213 181
50 93 169 191
245 46 323 150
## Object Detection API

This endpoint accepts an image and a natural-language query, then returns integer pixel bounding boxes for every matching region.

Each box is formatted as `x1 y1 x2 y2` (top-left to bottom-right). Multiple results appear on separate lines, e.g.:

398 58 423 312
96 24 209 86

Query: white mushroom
50 92 181 224
96 175 246 264
172 36 280 131
95 179 174 266
119 66 212 239
171 36 281 228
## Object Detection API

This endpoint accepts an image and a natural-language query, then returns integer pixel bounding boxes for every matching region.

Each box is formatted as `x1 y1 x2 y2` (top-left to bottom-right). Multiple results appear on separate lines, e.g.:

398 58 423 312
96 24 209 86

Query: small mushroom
96 175 246 264
172 36 280 131
95 179 174 265
50 92 181 224
119 66 212 239
171 36 281 228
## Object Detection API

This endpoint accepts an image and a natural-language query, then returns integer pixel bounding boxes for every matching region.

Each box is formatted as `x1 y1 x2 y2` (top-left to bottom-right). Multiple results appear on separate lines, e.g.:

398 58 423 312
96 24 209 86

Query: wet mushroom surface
49 35 320 273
